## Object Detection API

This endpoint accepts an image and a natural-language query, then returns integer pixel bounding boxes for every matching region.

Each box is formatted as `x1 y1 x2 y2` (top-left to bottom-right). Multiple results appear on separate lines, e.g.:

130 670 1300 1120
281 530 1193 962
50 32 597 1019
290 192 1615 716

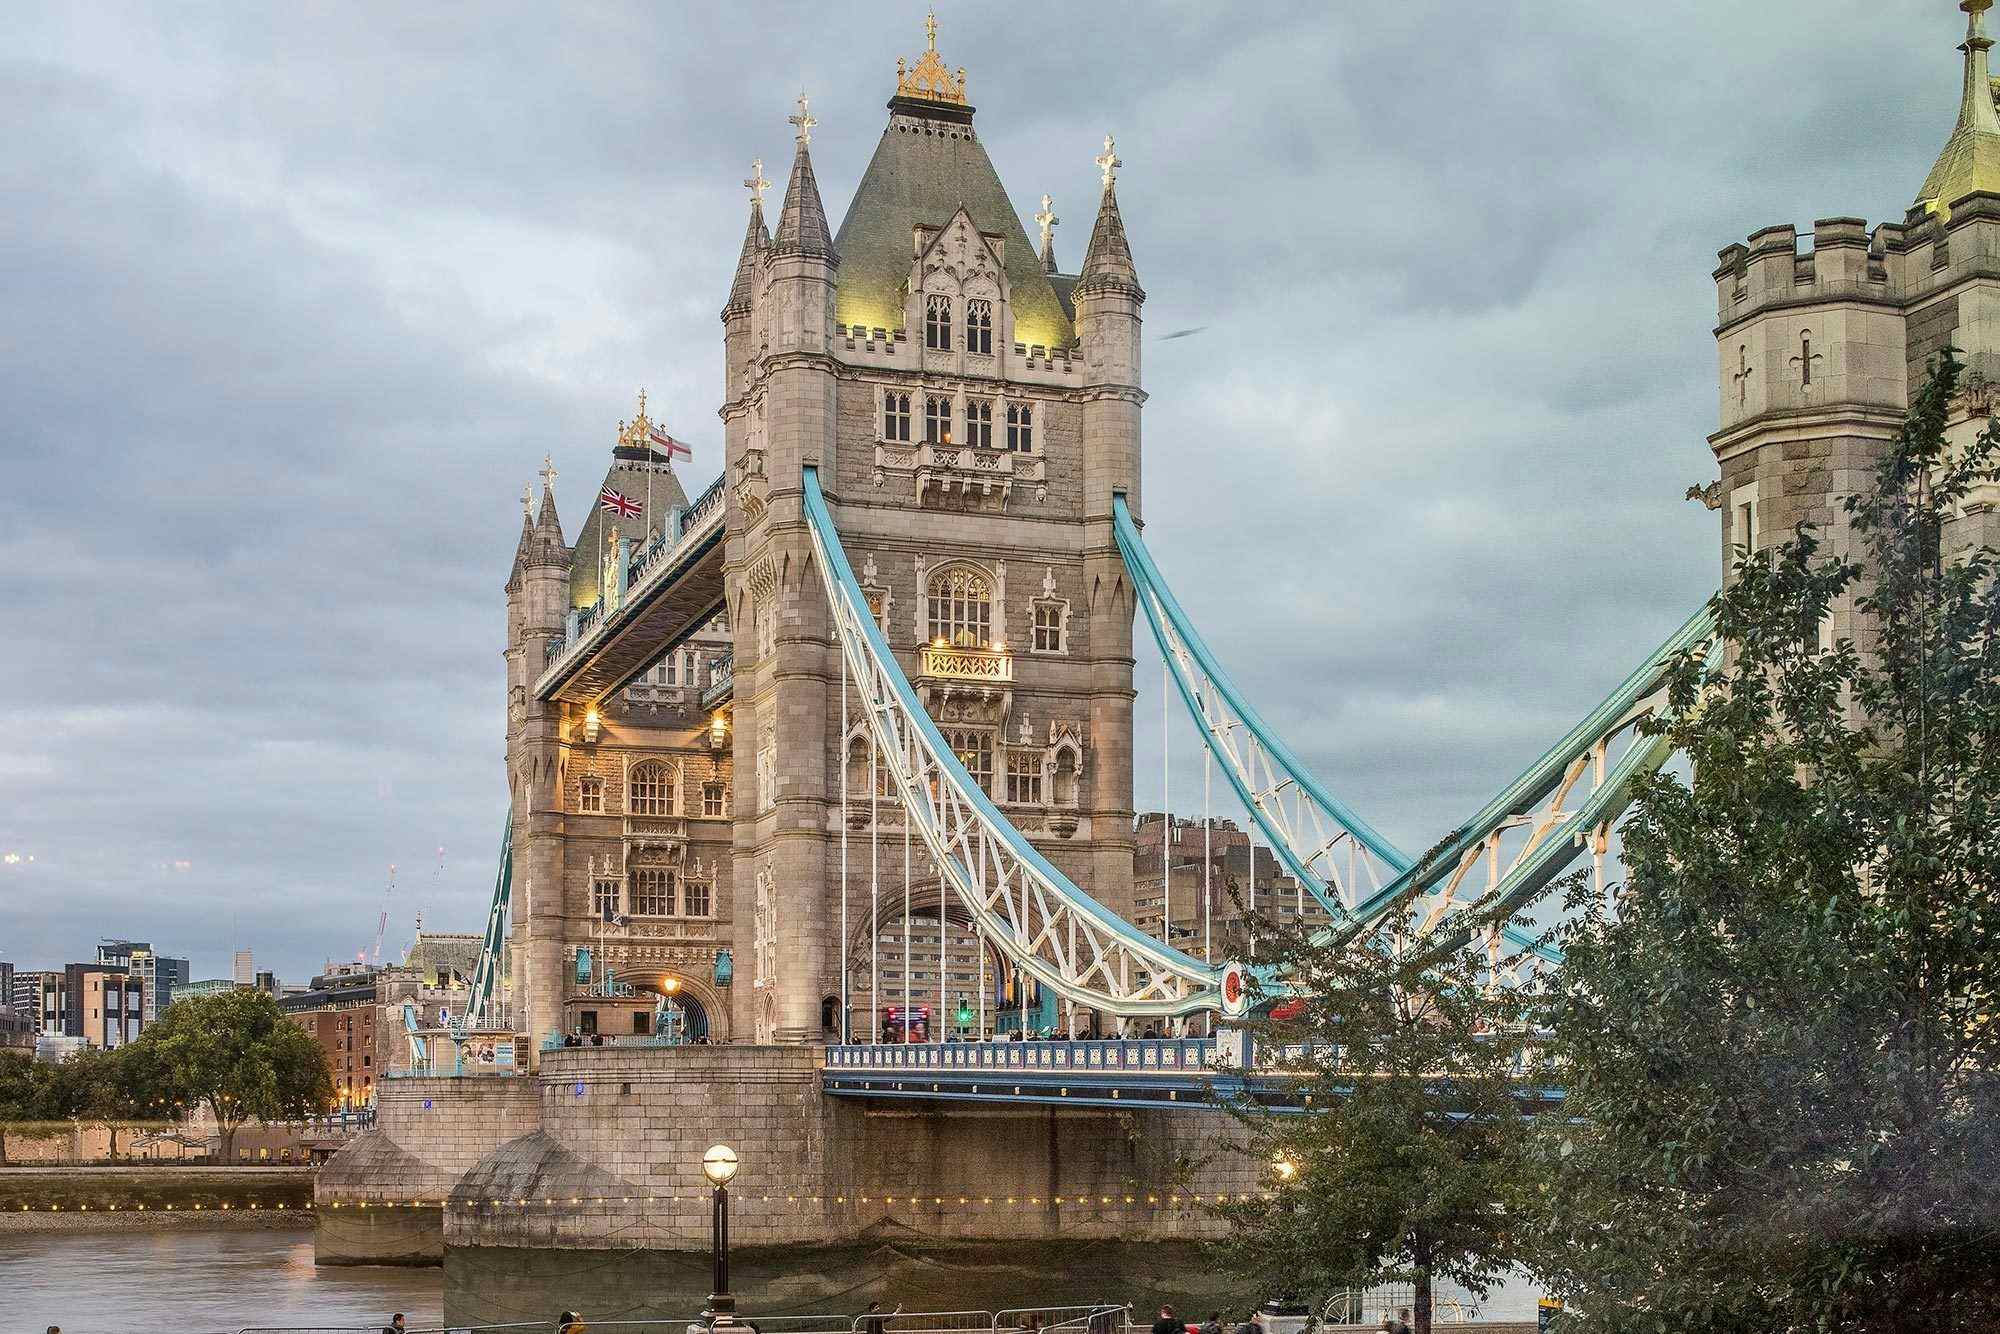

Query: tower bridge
325 6 2000 1269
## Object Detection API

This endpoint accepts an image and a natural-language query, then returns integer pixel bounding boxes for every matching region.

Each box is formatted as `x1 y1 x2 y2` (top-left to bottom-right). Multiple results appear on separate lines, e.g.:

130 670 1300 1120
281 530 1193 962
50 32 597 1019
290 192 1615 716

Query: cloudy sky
0 1 1964 983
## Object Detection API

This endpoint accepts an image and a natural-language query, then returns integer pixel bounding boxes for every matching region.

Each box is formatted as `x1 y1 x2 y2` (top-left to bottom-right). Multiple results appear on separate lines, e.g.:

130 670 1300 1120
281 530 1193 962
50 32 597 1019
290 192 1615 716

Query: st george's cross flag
647 424 692 461
598 488 642 519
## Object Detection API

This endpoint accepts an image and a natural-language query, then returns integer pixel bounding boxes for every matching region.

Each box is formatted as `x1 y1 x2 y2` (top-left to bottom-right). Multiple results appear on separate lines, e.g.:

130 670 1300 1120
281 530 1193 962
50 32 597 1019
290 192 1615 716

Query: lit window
883 391 912 442
628 760 675 816
925 294 953 350
1033 601 1065 653
684 879 711 918
965 299 992 354
966 398 993 449
926 567 992 648
1006 751 1043 805
578 776 604 814
591 878 621 920
925 395 953 444
631 868 676 916
946 729 994 791
1006 402 1033 453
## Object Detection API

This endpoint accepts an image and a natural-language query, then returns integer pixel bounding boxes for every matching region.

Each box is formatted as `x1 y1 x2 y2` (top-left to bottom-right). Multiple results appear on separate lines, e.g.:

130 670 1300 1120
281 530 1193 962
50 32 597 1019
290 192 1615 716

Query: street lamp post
701 1143 739 1327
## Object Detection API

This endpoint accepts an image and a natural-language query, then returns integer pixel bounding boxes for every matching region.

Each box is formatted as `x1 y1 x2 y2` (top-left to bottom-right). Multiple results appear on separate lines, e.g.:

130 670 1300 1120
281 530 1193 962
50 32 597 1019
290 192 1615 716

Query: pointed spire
1077 137 1141 299
771 94 837 262
511 485 535 572
723 159 771 319
535 454 564 540
1918 1 2000 219
1035 194 1060 274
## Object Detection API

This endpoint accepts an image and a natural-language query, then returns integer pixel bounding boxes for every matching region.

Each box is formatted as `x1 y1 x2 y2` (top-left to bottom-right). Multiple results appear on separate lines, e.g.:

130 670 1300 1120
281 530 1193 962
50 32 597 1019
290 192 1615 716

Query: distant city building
233 949 254 987
0 961 12 1015
254 969 279 995
14 971 54 1031
39 962 145 1049
280 969 384 1107
1131 813 1338 963
97 941 190 1024
169 978 239 1006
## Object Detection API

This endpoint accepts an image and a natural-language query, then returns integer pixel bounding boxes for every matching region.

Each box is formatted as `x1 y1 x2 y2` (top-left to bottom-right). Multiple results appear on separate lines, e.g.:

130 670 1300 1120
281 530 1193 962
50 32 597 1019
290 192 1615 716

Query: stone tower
1709 0 2000 618
721 20 1145 1043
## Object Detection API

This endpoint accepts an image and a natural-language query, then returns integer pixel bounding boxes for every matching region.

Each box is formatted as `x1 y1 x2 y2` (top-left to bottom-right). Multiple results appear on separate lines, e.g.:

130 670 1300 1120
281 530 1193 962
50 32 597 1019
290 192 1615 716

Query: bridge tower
720 19 1145 1042
1709 0 2000 623
505 470 571 1050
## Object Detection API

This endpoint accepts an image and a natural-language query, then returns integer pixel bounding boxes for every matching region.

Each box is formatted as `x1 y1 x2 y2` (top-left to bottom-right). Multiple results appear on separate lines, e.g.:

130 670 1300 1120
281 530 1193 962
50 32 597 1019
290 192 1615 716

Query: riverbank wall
317 1046 1254 1265
0 1166 314 1233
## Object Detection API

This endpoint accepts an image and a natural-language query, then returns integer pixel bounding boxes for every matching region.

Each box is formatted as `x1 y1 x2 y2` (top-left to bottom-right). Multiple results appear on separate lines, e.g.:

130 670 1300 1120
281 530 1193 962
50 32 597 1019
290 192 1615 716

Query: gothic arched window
926 567 992 648
965 299 992 354
628 760 676 816
925 294 953 350
577 776 604 814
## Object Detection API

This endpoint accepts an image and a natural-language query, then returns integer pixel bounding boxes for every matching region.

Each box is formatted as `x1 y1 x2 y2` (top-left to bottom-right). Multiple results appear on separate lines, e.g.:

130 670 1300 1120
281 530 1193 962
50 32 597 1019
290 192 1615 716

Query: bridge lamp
662 976 681 995
1272 1153 1299 1184
583 708 602 744
701 1143 739 1325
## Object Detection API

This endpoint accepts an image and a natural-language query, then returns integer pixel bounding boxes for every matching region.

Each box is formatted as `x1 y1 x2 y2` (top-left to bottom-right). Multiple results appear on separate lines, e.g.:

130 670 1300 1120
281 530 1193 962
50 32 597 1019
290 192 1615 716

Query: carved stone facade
716 25 1144 1044
1708 8 2000 631
505 23 1144 1053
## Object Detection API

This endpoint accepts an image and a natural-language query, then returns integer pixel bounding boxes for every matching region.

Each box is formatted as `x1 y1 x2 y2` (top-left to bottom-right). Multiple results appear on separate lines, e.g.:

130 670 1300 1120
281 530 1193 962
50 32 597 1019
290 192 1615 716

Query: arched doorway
628 973 717 1042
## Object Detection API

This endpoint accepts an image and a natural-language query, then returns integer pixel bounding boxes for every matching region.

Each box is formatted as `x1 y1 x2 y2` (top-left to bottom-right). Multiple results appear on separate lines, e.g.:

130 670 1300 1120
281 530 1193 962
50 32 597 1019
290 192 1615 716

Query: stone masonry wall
414 1046 1251 1256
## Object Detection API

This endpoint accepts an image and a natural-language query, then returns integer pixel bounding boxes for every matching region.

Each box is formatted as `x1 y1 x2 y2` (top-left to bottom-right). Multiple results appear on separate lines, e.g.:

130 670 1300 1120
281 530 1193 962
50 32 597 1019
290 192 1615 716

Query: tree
1213 897 1540 1334
1530 350 2000 1333
131 989 332 1160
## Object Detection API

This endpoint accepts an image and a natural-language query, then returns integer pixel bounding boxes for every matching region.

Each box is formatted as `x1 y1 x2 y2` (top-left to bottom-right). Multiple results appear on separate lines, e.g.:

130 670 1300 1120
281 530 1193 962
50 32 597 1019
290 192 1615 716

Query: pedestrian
382 1316 406 1334
557 1312 587 1334
1394 1310 1413 1334
1233 1314 1259 1334
1141 1024 1160 1040
1151 1306 1180 1334
1200 1312 1222 1334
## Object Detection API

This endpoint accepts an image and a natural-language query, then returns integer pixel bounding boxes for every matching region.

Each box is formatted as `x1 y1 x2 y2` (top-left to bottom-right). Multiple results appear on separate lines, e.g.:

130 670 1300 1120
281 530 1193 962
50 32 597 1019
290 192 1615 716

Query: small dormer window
966 398 993 449
925 294 953 350
925 395 953 444
883 390 912 442
965 299 992 354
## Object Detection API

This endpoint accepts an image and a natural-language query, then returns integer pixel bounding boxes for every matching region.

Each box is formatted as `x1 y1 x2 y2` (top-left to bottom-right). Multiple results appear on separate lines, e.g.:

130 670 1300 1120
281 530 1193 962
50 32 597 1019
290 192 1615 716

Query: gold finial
744 158 770 207
789 92 816 147
1034 194 1059 253
896 12 967 105
1095 135 1121 192
539 454 558 498
617 389 659 451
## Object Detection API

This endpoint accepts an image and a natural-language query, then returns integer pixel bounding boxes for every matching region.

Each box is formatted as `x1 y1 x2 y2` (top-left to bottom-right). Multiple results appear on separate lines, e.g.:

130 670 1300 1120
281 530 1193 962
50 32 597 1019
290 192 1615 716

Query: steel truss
1116 492 1718 980
804 467 1223 1019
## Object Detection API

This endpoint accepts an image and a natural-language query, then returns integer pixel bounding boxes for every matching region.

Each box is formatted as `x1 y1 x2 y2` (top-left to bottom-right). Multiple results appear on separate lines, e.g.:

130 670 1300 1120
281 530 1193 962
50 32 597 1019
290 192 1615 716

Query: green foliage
1530 349 2000 1333
132 990 333 1146
0 1046 141 1123
1212 898 1540 1334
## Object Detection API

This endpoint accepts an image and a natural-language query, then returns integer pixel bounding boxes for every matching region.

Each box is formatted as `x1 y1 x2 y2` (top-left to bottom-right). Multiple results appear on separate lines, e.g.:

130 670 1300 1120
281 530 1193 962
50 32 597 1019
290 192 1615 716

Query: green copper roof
1919 1 2000 219
830 98 1074 349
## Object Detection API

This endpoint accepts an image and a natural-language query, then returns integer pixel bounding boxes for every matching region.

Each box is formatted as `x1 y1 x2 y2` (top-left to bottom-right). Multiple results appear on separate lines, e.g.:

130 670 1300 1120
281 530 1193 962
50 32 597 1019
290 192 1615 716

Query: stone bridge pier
316 1046 1256 1264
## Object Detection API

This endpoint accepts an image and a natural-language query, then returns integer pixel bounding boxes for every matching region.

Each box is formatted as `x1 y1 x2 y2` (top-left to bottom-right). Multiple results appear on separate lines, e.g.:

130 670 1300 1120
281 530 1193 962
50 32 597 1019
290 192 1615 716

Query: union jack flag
648 425 692 461
598 488 642 518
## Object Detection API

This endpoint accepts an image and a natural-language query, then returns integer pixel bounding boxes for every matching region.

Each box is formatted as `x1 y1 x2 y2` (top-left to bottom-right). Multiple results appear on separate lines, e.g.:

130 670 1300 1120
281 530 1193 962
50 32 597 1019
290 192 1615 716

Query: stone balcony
873 440 1047 511
915 642 1012 724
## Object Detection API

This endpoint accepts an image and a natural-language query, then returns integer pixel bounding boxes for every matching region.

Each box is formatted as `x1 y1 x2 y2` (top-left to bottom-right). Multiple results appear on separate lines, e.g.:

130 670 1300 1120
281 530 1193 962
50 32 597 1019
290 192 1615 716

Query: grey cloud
0 0 1965 978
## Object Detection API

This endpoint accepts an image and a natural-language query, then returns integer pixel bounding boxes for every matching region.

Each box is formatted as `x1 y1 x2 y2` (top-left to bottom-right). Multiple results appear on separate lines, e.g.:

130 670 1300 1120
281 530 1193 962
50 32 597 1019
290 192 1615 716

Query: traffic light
955 994 973 1028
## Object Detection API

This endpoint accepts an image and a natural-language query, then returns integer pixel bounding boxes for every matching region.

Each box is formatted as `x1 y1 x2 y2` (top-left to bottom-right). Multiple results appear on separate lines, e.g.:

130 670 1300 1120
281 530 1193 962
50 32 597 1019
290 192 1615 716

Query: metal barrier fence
236 1304 1131 1334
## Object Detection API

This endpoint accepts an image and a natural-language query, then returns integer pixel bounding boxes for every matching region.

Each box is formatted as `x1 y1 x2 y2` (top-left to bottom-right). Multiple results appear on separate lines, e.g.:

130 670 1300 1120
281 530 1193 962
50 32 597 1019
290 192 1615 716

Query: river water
4 1227 1541 1331
5 1228 444 1332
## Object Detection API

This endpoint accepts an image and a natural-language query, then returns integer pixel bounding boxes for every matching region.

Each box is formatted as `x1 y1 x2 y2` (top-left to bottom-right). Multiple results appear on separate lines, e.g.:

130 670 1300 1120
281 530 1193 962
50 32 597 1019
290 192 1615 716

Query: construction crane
369 863 395 965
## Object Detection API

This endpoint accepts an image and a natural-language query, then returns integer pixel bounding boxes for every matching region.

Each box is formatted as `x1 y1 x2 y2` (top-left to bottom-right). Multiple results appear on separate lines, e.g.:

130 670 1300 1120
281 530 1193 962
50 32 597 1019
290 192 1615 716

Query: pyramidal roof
772 129 836 261
1918 0 2000 220
830 21 1075 348
568 394 691 610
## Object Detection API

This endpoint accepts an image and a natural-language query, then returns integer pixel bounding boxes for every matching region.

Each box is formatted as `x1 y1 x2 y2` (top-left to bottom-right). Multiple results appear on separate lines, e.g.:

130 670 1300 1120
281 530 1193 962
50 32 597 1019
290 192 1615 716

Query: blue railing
825 1038 1217 1075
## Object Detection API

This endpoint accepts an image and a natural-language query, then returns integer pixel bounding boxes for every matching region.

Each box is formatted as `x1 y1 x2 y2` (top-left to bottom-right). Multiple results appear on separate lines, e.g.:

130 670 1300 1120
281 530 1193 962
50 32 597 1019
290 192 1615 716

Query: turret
1073 135 1147 918
721 162 770 404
